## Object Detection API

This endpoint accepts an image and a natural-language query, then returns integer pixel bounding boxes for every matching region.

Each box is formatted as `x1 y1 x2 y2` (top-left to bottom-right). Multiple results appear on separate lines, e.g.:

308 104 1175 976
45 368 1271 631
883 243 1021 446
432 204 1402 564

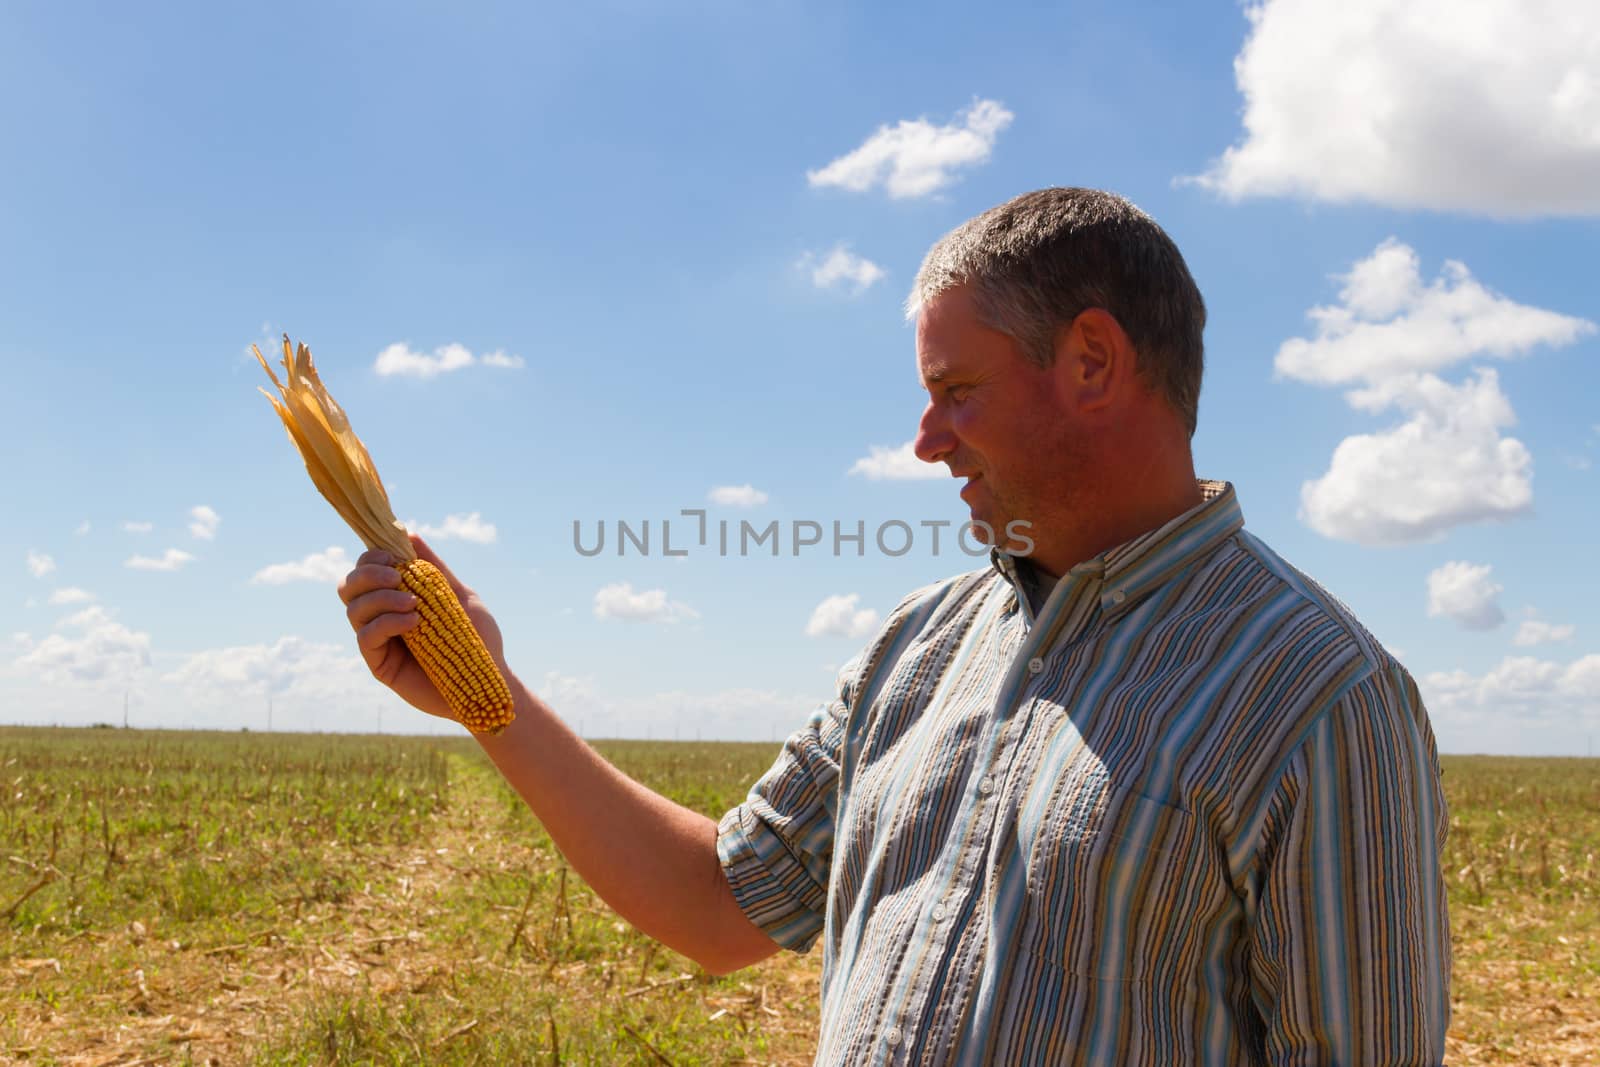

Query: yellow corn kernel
397 559 515 733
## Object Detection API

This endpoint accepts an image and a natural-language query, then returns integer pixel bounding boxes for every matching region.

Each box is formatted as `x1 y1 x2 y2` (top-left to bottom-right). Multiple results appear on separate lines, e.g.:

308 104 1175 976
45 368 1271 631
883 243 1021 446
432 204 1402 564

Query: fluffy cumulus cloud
1299 371 1534 544
708 484 769 508
163 635 374 705
374 342 525 378
1279 241 1594 544
592 582 698 624
800 245 886 295
1514 618 1577 647
252 546 353 585
808 98 1014 199
405 513 498 544
1275 241 1595 388
1425 561 1504 630
805 593 880 640
25 551 55 578
188 505 220 541
125 548 195 572
848 441 945 481
1190 0 1600 217
11 606 152 686
1423 654 1600 723
48 587 95 605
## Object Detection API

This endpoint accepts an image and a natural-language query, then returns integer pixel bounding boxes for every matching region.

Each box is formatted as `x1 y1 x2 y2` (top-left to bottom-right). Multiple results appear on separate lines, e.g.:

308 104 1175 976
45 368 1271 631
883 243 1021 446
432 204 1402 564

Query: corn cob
254 336 515 734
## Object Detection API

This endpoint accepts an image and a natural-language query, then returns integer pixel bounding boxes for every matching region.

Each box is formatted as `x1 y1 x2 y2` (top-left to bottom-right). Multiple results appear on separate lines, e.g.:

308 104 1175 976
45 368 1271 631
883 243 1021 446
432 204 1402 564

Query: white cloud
848 440 946 481
807 98 1014 199
479 350 525 369
374 342 524 378
805 593 880 640
48 587 95 605
163 635 373 704
1514 619 1577 647
74 521 90 536
252 546 353 585
1423 653 1600 723
708 484 769 508
1280 241 1593 545
1189 0 1600 217
121 520 153 534
188 505 220 541
125 548 196 572
405 512 498 544
11 605 151 686
1275 241 1594 388
592 582 698 624
1299 370 1533 544
25 551 55 578
1425 561 1504 630
800 245 886 294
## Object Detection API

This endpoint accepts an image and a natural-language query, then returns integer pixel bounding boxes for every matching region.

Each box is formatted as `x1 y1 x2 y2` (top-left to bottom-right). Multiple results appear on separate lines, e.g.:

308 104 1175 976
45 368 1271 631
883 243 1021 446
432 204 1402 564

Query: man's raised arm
337 536 781 976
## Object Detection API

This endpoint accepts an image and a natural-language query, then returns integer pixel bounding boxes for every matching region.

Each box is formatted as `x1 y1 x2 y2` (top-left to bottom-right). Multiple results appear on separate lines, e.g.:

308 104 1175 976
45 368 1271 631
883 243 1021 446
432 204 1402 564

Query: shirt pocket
1022 775 1201 982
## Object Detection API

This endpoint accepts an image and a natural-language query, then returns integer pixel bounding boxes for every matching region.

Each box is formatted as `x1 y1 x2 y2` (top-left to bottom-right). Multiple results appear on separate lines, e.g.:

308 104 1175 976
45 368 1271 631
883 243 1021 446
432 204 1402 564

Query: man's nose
913 401 954 465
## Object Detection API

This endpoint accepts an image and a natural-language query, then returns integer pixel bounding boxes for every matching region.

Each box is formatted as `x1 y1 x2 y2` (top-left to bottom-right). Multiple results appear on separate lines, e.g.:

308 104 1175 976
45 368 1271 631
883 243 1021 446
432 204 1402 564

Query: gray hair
908 188 1206 436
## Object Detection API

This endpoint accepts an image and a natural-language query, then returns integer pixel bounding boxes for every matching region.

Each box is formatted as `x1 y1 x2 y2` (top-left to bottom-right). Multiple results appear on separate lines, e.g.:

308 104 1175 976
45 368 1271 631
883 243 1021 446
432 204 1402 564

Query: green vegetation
0 728 1594 1064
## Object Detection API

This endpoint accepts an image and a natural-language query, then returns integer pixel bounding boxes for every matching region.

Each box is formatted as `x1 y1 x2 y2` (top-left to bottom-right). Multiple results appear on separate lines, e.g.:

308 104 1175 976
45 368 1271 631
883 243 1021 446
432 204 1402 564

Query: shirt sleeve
715 673 850 953
716 573 970 953
1247 666 1452 1066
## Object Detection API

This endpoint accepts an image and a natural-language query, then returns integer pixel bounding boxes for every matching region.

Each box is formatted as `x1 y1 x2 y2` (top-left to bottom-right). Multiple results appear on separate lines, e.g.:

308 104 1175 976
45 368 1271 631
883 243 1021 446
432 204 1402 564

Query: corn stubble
254 336 514 734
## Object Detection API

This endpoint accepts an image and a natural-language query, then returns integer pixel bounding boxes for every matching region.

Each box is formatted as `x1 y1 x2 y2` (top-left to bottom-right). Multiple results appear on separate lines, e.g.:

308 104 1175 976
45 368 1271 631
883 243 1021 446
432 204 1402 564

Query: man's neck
1026 468 1204 581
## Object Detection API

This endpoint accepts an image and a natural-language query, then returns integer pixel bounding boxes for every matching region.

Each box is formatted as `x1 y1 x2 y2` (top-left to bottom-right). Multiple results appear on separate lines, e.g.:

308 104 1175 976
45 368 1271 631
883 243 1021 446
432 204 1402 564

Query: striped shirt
717 481 1450 1065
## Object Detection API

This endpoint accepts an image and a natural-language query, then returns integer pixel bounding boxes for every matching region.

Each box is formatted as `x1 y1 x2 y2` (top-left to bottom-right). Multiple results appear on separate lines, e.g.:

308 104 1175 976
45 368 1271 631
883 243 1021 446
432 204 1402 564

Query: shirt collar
991 480 1244 625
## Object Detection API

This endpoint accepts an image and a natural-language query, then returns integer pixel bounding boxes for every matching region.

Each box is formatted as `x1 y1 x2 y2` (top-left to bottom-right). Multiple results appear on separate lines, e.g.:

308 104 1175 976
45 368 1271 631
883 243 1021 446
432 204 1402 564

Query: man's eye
947 386 970 403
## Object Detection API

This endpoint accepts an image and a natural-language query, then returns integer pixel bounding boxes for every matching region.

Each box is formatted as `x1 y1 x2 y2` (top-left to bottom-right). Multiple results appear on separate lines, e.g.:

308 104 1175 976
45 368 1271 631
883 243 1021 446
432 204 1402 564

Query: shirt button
1027 656 1044 674
979 777 995 796
931 903 947 921
1111 588 1127 604
885 1027 903 1047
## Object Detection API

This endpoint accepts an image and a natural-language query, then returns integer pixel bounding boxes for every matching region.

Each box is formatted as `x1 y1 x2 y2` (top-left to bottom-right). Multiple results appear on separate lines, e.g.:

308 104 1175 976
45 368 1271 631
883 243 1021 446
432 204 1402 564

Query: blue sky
3 1 1597 753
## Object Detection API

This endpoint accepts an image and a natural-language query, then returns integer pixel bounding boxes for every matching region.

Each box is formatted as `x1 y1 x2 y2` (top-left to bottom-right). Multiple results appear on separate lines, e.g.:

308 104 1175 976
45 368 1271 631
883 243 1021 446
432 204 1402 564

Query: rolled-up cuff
716 803 826 953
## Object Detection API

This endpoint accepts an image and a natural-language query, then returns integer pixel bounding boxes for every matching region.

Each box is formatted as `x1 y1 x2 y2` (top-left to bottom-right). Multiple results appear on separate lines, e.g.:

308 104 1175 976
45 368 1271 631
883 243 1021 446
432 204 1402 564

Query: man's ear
1053 308 1133 414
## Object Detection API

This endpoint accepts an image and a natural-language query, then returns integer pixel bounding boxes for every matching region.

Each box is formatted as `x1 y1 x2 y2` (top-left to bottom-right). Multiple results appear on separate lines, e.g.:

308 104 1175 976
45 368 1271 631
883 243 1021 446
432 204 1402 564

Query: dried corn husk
253 335 515 733
254 336 414 562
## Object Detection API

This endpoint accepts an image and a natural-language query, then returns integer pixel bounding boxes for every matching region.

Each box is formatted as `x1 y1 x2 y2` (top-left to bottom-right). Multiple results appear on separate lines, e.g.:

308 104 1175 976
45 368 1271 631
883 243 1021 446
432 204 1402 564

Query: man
340 188 1450 1065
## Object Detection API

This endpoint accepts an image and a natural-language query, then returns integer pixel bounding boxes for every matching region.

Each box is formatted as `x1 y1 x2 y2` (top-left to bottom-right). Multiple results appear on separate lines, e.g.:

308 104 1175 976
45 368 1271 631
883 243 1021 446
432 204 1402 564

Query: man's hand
336 534 508 720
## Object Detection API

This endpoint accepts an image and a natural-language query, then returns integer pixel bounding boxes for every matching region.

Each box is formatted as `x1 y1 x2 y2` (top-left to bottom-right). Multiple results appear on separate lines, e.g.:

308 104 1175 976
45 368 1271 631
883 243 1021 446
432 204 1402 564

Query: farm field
0 727 1596 1066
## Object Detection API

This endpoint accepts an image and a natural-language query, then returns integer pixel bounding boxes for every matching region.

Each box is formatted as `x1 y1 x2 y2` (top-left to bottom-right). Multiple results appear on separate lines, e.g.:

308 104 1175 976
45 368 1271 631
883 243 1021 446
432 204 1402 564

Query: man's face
912 285 1086 556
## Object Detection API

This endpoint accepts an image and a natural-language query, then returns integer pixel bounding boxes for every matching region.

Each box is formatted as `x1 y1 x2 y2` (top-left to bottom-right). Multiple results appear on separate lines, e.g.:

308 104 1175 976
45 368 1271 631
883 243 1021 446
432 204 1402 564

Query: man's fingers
355 609 421 655
346 588 420 630
338 562 405 605
356 548 393 567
